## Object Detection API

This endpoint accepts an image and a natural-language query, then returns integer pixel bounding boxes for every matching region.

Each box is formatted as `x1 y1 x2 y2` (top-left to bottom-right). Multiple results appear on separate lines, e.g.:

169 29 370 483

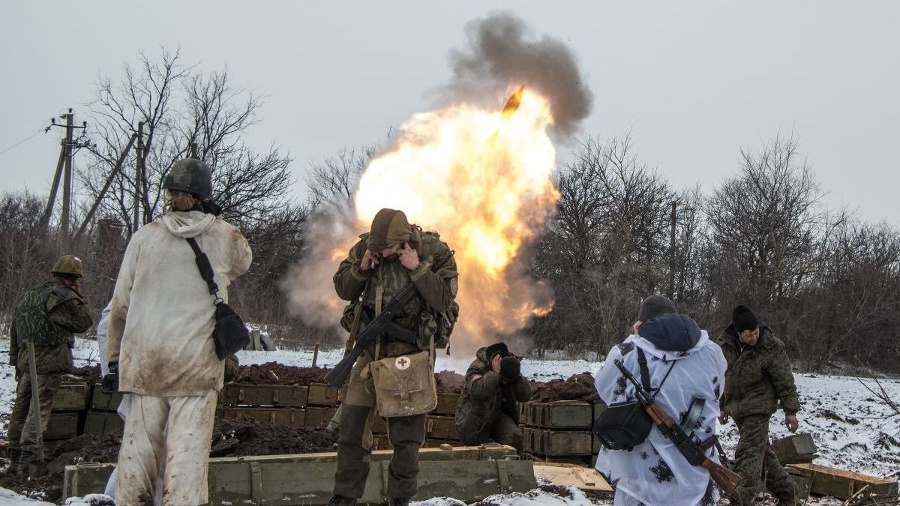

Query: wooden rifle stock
613 359 741 494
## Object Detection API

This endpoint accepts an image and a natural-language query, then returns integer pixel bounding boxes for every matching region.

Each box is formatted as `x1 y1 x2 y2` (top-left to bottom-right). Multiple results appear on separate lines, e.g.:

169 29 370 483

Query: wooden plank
52 382 90 412
434 392 460 416
533 462 613 492
83 410 124 436
523 427 593 456
788 463 898 500
425 415 460 440
771 433 818 464
307 383 340 406
521 401 593 429
524 452 592 467
219 407 306 429
220 385 308 408
90 384 123 412
45 412 81 441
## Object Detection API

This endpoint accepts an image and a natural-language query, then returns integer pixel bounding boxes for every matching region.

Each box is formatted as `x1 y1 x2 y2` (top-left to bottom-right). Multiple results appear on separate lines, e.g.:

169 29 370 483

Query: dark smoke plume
443 11 593 136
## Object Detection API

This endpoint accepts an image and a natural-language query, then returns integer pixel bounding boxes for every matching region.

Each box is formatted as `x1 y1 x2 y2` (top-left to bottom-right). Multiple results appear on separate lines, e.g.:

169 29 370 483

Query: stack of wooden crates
217 383 340 430
518 399 604 466
45 379 125 441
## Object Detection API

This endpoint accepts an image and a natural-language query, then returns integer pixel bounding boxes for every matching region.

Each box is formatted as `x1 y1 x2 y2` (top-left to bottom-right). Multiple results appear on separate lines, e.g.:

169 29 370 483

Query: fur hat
637 294 676 322
732 305 760 333
485 342 510 361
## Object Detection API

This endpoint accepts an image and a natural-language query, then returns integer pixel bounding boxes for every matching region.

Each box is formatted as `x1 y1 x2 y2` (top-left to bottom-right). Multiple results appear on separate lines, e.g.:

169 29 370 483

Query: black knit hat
732 305 760 333
637 294 676 322
485 342 510 361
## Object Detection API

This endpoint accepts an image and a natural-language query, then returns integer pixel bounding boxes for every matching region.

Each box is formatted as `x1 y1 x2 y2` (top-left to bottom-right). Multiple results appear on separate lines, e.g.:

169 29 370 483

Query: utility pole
668 201 677 300
133 121 144 233
43 109 89 242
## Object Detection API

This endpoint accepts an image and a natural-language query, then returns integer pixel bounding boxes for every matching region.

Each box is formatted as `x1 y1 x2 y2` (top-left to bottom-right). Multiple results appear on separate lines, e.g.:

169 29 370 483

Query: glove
500 355 521 382
101 362 119 394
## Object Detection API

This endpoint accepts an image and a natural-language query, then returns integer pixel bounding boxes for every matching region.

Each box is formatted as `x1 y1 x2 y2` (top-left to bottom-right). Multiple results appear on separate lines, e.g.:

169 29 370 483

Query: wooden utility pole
133 121 144 233
668 201 677 300
60 111 75 238
75 133 138 240
43 108 89 240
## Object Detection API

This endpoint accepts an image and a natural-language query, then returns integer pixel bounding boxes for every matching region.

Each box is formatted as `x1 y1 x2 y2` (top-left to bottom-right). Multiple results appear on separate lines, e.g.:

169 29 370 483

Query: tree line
1 50 897 374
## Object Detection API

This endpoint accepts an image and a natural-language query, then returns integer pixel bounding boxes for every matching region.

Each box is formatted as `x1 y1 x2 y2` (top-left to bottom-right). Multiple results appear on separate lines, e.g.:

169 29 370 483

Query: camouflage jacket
454 347 532 445
717 323 801 420
334 226 458 352
9 281 93 374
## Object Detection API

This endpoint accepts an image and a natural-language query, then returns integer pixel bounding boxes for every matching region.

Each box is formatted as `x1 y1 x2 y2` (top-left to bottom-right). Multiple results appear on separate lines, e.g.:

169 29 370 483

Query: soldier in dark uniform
7 255 93 475
718 305 801 506
455 342 531 451
327 209 458 506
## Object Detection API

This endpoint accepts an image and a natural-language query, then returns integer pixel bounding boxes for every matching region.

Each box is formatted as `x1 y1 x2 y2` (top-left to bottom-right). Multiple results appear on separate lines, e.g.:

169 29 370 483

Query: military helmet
51 255 84 279
162 158 213 199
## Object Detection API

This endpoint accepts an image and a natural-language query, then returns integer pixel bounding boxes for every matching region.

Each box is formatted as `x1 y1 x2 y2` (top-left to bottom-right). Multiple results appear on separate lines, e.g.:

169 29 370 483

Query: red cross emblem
395 356 410 370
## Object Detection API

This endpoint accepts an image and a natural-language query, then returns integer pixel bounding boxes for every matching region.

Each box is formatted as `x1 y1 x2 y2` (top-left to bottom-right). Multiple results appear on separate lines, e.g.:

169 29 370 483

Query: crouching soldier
455 342 531 451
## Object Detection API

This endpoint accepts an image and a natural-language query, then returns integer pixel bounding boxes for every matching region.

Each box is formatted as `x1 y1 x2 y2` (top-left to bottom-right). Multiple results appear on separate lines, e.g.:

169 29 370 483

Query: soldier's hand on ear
398 242 420 270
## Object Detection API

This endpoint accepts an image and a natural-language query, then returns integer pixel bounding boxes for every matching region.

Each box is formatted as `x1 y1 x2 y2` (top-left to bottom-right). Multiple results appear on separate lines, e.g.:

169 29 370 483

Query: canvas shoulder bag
186 237 250 360
593 348 674 451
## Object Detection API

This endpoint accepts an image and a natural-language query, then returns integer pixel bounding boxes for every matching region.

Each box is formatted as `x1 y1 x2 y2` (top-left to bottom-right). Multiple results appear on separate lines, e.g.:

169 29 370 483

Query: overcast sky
1 1 898 227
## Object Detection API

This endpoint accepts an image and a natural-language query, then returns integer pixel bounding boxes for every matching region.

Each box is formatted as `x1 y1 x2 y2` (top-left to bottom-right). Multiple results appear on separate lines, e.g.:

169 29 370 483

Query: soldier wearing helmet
105 158 252 505
7 255 93 476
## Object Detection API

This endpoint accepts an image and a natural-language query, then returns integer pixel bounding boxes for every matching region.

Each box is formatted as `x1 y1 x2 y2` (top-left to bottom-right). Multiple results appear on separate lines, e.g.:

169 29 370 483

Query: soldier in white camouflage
7 255 93 475
717 305 801 506
328 209 458 506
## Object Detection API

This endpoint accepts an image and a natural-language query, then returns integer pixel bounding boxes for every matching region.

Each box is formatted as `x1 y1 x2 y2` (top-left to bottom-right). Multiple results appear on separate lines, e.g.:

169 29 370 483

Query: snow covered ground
1 336 898 505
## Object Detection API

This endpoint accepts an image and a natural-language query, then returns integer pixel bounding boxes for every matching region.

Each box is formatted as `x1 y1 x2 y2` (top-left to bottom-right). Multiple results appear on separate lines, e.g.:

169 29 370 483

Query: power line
0 126 47 157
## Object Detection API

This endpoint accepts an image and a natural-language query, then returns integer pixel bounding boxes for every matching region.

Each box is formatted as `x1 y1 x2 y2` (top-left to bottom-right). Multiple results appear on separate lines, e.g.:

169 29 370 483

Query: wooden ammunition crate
219 407 306 429
425 415 459 440
52 382 91 412
433 392 460 416
91 384 124 412
523 427 593 457
520 400 593 429
220 385 308 407
786 466 811 499
771 433 817 464
45 412 81 440
83 410 124 436
65 445 531 504
787 463 898 500
304 406 338 430
306 383 340 406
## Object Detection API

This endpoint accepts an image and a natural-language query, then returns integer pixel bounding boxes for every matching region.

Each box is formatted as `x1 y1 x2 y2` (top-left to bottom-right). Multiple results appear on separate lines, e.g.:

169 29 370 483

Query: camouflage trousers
7 370 62 451
334 345 426 500
731 415 796 505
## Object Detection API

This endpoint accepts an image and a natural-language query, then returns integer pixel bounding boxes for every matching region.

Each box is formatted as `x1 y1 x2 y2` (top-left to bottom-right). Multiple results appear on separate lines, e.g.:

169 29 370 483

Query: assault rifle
613 358 741 494
324 283 418 388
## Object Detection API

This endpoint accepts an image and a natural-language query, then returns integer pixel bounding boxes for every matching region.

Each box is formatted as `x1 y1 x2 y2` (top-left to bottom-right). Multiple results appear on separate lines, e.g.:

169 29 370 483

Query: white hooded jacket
106 210 252 397
594 313 727 506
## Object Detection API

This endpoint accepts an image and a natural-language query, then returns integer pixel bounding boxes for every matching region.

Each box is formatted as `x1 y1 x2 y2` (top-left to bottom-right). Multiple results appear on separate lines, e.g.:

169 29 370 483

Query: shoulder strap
185 237 220 299
636 348 676 396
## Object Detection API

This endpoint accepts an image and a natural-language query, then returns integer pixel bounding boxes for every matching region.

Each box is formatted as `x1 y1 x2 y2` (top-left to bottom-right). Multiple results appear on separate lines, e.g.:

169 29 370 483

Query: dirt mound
233 362 330 385
530 372 600 402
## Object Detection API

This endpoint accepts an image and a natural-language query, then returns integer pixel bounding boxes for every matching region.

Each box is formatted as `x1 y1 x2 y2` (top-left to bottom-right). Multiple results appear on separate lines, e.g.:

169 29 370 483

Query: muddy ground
0 364 598 503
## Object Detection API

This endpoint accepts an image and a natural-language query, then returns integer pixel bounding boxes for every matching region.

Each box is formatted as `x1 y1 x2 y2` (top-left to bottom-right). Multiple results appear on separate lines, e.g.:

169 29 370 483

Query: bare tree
703 134 824 307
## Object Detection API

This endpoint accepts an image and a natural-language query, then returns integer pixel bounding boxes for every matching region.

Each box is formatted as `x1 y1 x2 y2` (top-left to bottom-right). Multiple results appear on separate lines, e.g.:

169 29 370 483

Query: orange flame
353 86 558 350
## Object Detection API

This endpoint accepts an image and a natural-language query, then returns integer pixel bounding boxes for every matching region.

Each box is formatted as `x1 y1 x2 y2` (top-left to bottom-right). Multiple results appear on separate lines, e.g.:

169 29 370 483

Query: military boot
22 449 46 477
325 495 357 506
389 499 410 506
6 447 23 475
